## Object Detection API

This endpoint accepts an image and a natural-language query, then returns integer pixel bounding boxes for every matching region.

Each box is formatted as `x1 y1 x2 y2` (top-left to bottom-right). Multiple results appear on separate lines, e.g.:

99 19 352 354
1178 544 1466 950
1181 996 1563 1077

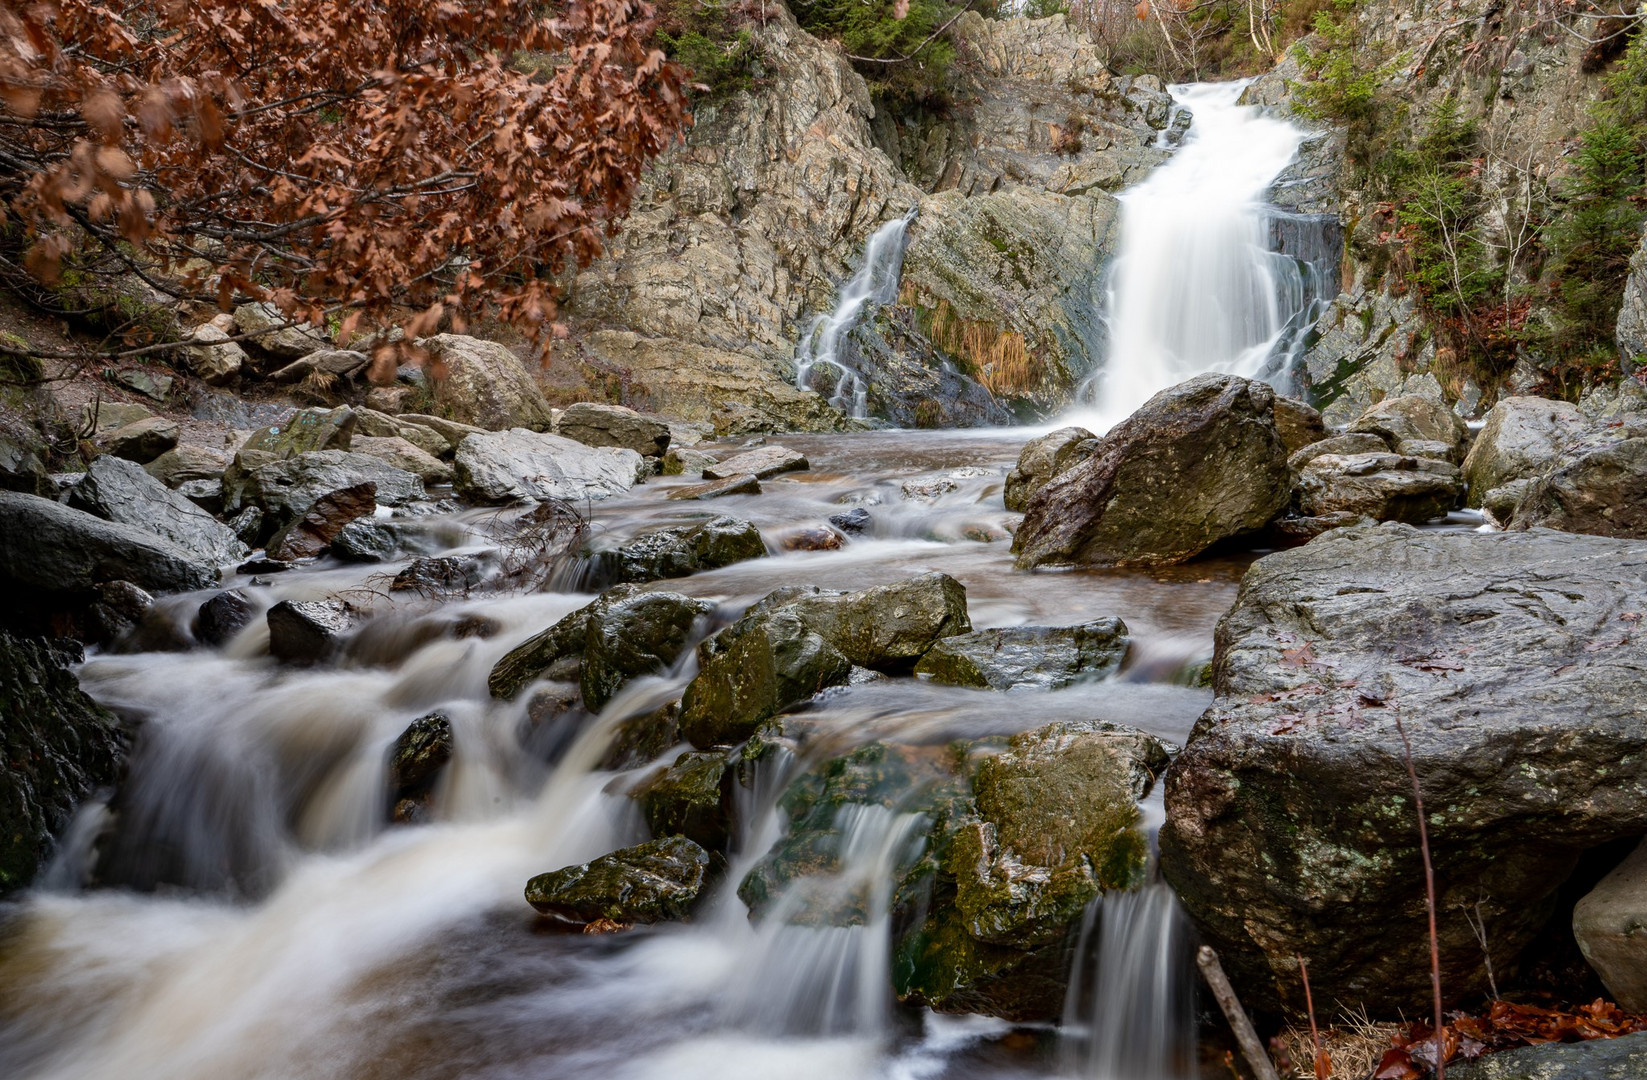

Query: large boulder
1161 525 1647 1015
67 455 247 567
1573 839 1647 1012
100 416 179 463
1013 375 1289 569
679 574 969 747
1003 426 1095 513
453 428 641 504
349 436 451 484
590 515 768 585
0 491 218 601
913 619 1129 691
1509 436 1647 539
525 835 709 924
1462 396 1589 505
419 334 556 432
0 633 132 894
1293 452 1463 524
557 402 671 457
1346 393 1470 463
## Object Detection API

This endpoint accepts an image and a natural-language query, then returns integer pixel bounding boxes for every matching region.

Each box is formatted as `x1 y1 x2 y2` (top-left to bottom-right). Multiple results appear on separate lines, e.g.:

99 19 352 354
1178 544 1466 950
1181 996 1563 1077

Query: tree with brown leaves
0 0 688 365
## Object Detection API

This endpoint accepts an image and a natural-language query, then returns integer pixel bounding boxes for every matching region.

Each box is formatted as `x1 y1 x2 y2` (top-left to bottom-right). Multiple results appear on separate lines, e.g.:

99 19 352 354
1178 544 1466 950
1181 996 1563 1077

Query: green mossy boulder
525 835 709 924
630 750 734 850
913 618 1130 691
592 515 768 585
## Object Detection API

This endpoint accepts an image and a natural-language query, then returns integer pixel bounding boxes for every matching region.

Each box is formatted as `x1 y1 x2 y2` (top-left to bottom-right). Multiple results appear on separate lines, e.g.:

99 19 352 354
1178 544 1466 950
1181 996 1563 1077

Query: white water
794 210 918 418
1072 81 1310 431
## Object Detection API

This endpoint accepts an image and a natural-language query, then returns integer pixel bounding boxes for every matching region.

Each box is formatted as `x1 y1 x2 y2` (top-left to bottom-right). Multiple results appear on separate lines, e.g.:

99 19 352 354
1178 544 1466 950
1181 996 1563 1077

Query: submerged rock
1160 525 1647 1015
666 473 760 500
453 428 641 504
525 835 709 924
266 598 353 663
557 402 671 457
387 711 454 824
592 516 767 585
195 590 255 647
1003 426 1096 513
0 633 132 895
1013 375 1289 568
702 445 808 480
913 618 1129 691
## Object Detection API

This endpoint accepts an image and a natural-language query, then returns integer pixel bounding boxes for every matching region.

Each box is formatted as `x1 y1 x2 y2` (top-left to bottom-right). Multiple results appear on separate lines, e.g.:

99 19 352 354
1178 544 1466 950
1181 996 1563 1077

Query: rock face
420 334 555 432
679 574 970 747
1013 375 1290 569
453 429 640 504
913 619 1130 691
67 455 247 566
591 516 767 585
1160 525 1647 1014
0 491 218 601
1573 840 1647 1012
1509 437 1647 539
1615 225 1646 365
1293 452 1463 523
1462 397 1590 505
0 633 132 894
525 835 708 924
556 402 670 457
1003 426 1095 513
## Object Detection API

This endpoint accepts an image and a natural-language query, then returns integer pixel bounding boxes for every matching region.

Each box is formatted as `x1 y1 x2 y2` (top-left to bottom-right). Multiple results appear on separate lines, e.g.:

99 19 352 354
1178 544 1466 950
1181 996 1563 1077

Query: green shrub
654 0 759 100
788 0 960 107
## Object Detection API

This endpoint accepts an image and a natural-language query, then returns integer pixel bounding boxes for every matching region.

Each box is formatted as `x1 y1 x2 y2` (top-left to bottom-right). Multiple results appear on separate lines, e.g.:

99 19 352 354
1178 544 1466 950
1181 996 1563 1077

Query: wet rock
781 572 972 670
85 580 155 645
661 446 718 476
900 477 957 502
1449 1032 1647 1080
1293 452 1463 524
1462 397 1591 505
779 526 843 551
1347 393 1470 463
68 454 247 567
828 508 872 535
580 587 716 713
1286 433 1390 474
0 491 218 602
557 402 671 457
631 751 733 850
223 450 423 524
601 700 682 771
1273 396 1328 455
1265 511 1376 546
195 590 255 647
330 518 399 562
266 598 353 663
913 618 1130 691
349 435 452 484
1509 437 1647 539
1573 840 1647 1012
1003 426 1095 512
394 413 488 452
702 445 808 481
452 428 641 504
182 322 246 384
594 515 767 585
1160 525 1647 1014
228 506 264 548
1014 375 1289 569
390 553 495 596
519 682 585 763
233 301 328 359
526 835 709 924
665 473 760 500
419 334 556 432
266 481 377 560
145 445 228 488
387 711 453 823
0 632 132 894
101 416 179 463
240 406 356 457
678 607 853 748
489 610 589 701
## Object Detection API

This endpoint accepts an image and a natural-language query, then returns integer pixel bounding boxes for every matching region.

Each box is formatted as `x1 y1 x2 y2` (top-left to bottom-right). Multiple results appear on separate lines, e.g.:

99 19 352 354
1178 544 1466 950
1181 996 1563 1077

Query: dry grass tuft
1275 1006 1404 1080
903 292 1043 397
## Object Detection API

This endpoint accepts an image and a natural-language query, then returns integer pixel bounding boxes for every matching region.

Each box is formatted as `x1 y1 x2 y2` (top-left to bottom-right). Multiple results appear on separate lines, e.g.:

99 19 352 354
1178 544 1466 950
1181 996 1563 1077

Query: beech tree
0 0 688 360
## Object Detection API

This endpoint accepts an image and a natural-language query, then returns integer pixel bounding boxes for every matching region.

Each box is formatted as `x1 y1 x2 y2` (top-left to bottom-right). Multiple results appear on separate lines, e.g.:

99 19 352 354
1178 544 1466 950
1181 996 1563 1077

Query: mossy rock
631 750 734 850
525 835 708 924
913 618 1129 692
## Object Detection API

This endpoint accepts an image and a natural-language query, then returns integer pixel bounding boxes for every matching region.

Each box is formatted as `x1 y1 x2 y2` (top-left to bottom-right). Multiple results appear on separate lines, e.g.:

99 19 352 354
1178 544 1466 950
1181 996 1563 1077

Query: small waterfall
1077 81 1311 429
794 209 918 418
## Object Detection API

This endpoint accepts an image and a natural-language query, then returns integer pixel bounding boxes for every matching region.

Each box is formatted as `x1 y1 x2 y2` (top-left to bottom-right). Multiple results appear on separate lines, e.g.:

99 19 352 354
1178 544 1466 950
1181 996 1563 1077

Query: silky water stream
0 430 1242 1080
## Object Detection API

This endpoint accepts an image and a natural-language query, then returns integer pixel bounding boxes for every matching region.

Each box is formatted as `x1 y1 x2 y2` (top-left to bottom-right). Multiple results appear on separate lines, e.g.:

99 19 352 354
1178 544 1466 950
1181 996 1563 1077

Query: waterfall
1075 81 1311 430
794 209 918 419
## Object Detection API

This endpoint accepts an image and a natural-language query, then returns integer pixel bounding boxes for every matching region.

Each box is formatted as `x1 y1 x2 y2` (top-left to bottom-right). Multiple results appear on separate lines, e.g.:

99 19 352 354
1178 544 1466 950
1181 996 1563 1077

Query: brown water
0 428 1249 1080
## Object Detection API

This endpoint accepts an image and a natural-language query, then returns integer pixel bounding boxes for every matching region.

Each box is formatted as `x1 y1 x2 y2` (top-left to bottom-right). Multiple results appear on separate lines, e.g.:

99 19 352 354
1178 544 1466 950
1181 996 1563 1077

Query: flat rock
79 401 152 435
557 402 671 457
1450 1032 1647 1080
525 835 708 925
453 428 641 504
914 618 1130 691
702 445 808 480
67 455 247 567
666 474 760 500
1293 452 1463 524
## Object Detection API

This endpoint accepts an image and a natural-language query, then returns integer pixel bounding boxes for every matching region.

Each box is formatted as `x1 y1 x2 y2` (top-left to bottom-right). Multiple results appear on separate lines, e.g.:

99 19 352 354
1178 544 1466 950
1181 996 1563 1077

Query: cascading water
1075 81 1312 429
794 209 918 418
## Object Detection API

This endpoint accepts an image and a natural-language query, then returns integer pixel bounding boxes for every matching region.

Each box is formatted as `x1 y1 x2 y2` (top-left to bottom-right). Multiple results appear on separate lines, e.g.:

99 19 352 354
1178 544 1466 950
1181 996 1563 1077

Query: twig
1298 954 1329 1079
1393 712 1446 1080
1197 946 1281 1080
1461 897 1499 1001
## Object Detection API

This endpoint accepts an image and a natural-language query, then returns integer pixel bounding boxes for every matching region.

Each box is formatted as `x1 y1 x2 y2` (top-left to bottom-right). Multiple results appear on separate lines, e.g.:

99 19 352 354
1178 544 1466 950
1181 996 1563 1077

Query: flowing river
1 81 1317 1080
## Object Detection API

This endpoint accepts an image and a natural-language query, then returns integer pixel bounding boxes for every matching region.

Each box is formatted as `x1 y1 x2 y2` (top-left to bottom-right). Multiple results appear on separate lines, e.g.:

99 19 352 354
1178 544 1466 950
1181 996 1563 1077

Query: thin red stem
1394 712 1445 1080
